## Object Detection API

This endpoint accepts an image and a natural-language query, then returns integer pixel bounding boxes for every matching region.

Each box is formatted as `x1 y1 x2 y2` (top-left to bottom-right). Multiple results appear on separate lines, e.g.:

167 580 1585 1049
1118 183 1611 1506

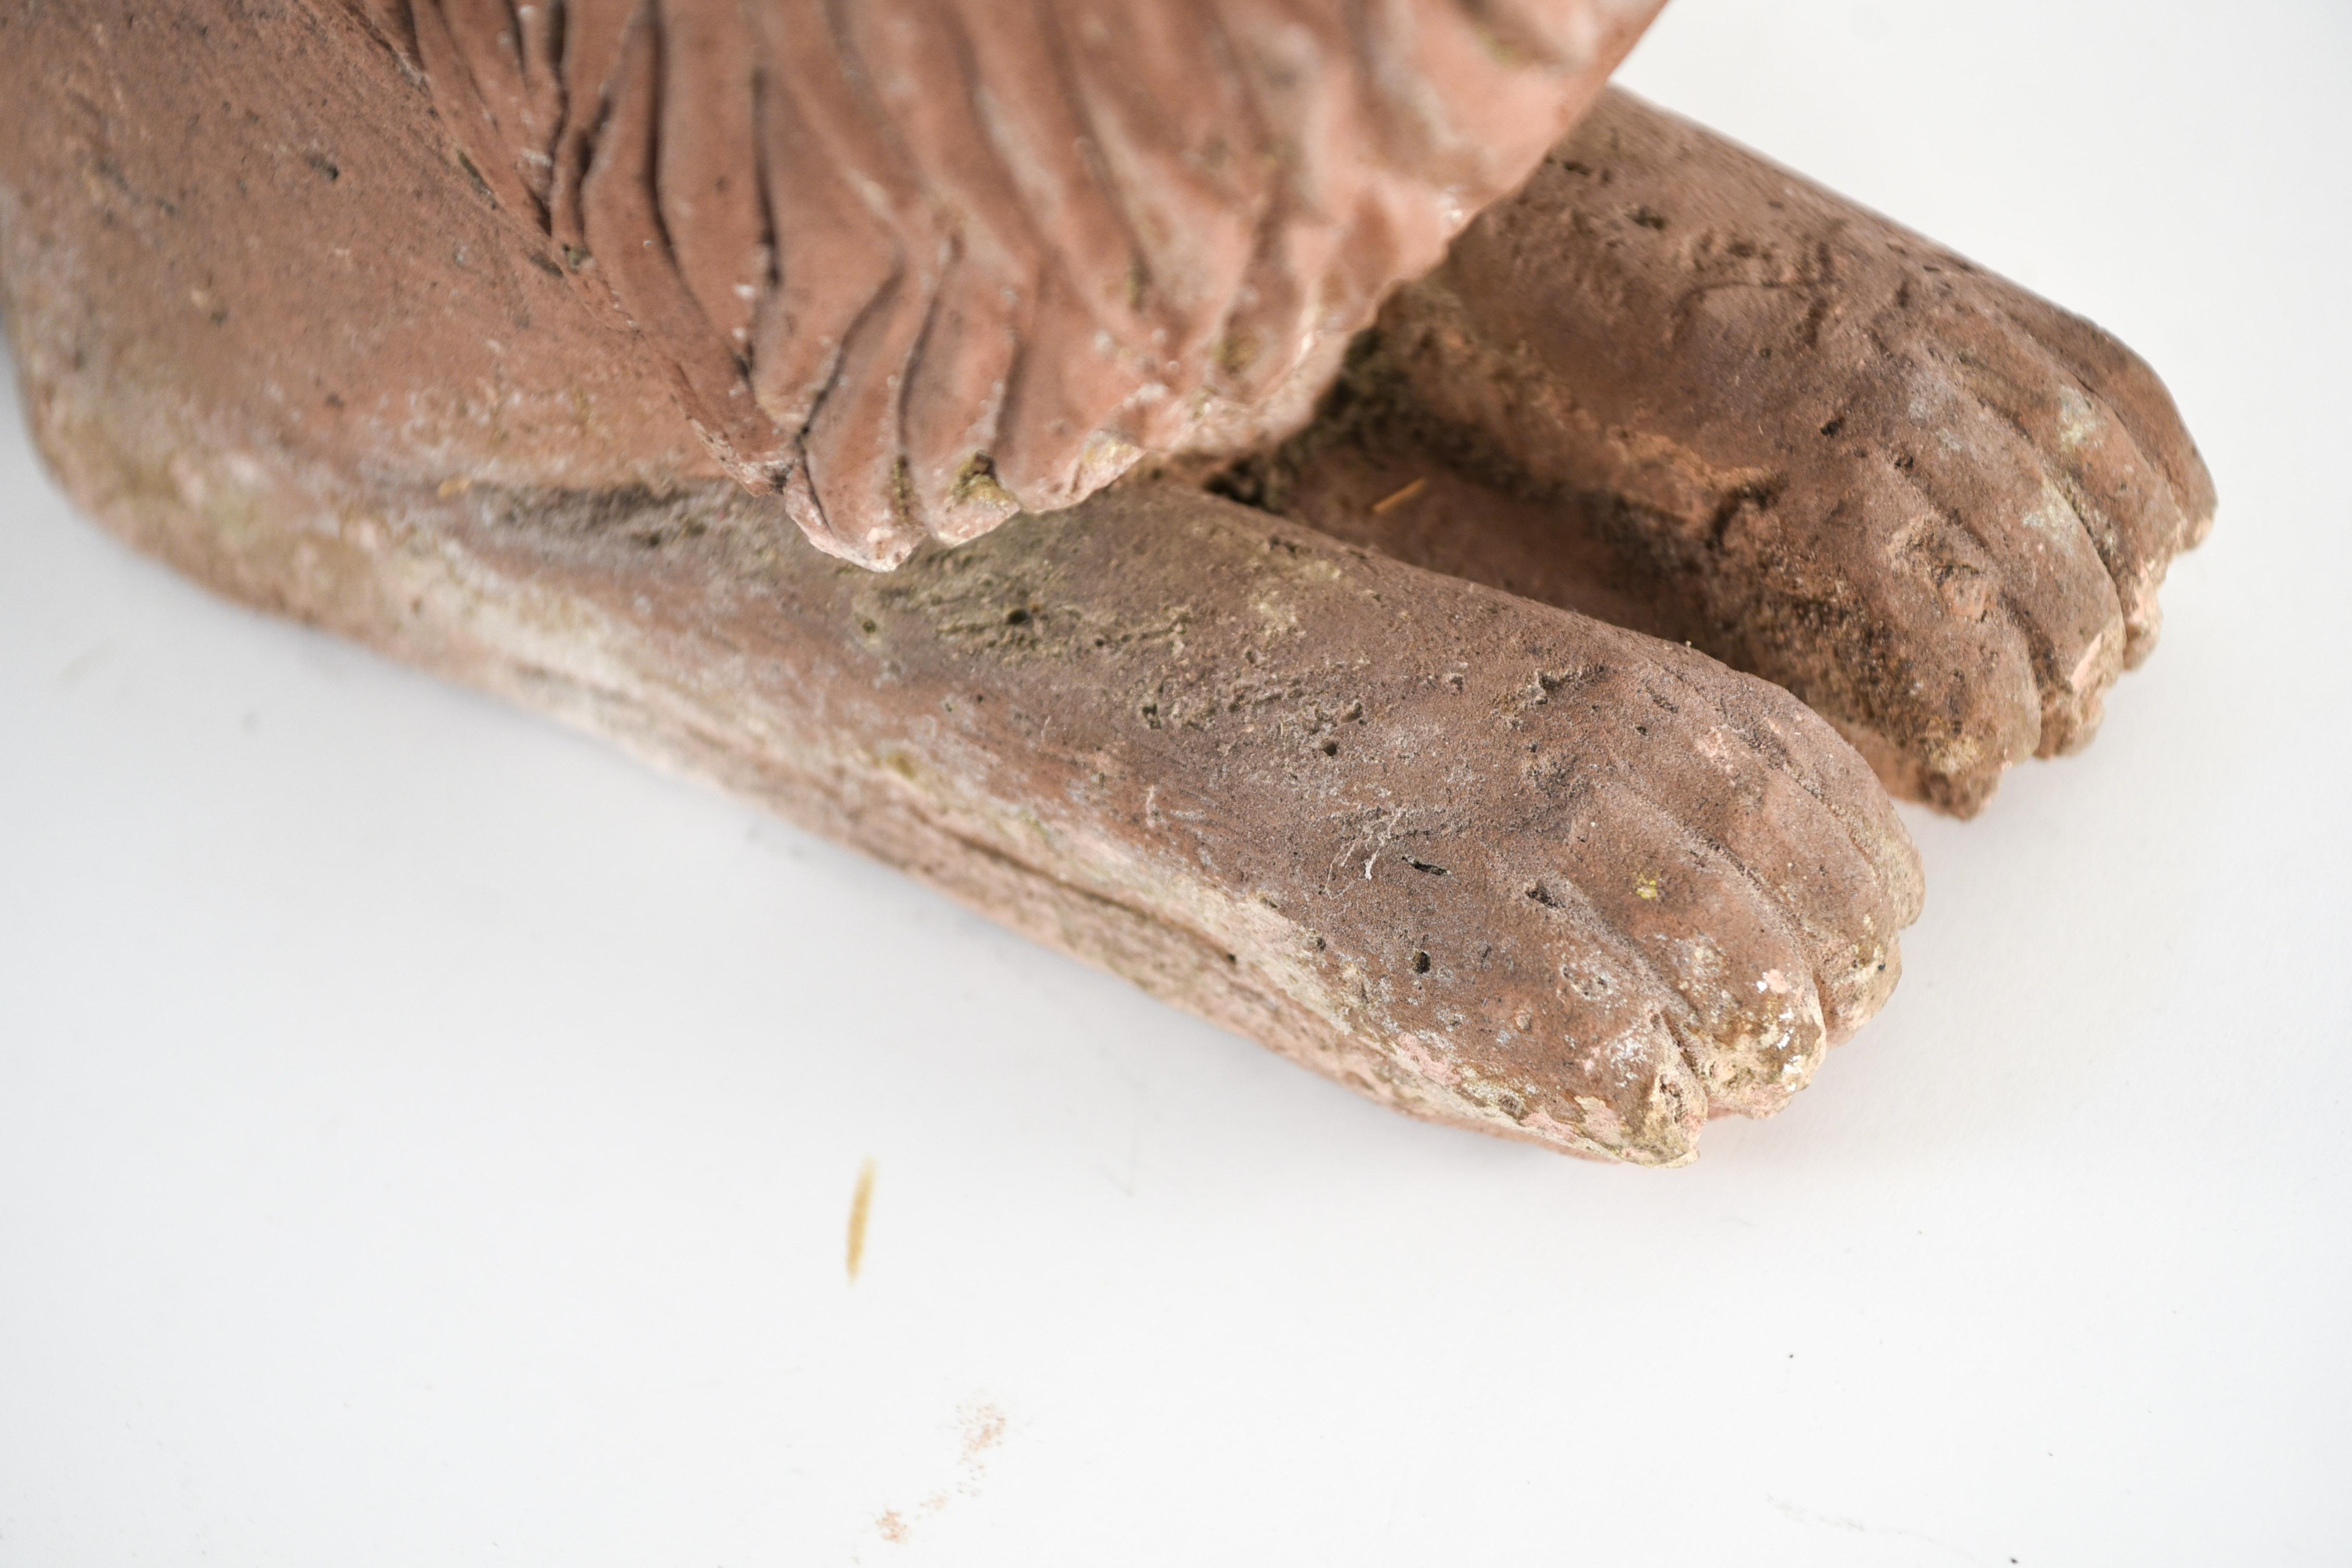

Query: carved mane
366 0 1658 564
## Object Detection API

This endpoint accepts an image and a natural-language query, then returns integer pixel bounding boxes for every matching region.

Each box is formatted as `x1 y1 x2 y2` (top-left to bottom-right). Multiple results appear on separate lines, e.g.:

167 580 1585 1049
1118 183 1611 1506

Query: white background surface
4 1 2348 1562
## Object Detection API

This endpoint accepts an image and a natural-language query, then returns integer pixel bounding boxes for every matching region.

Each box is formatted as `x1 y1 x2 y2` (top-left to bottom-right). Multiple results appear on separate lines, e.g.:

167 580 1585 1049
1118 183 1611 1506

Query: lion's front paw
1661 257 2217 810
1258 88 2214 815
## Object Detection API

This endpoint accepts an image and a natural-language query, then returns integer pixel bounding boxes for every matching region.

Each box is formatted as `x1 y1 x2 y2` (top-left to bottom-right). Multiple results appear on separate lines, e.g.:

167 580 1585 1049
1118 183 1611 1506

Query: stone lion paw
1256 88 2215 814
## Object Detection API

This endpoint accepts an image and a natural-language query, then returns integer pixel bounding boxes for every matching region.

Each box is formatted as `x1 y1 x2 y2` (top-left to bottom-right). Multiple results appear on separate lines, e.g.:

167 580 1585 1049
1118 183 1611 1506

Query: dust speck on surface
846 1157 877 1283
869 1397 1011 1546
961 1399 1008 1462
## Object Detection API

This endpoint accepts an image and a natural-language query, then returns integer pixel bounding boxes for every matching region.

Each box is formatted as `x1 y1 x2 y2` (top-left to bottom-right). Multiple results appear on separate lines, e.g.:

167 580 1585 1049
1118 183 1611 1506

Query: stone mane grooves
354 0 1662 566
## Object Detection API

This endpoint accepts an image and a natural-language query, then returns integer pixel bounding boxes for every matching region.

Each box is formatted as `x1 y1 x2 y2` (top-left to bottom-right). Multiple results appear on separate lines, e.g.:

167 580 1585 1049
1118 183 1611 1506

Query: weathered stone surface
0 0 713 496
1246 90 2216 814
10 315 1920 1161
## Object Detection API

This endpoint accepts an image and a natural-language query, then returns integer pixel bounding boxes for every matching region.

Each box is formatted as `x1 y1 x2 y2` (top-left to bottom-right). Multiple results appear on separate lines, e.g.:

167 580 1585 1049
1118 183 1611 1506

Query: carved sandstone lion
0 0 2212 1162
